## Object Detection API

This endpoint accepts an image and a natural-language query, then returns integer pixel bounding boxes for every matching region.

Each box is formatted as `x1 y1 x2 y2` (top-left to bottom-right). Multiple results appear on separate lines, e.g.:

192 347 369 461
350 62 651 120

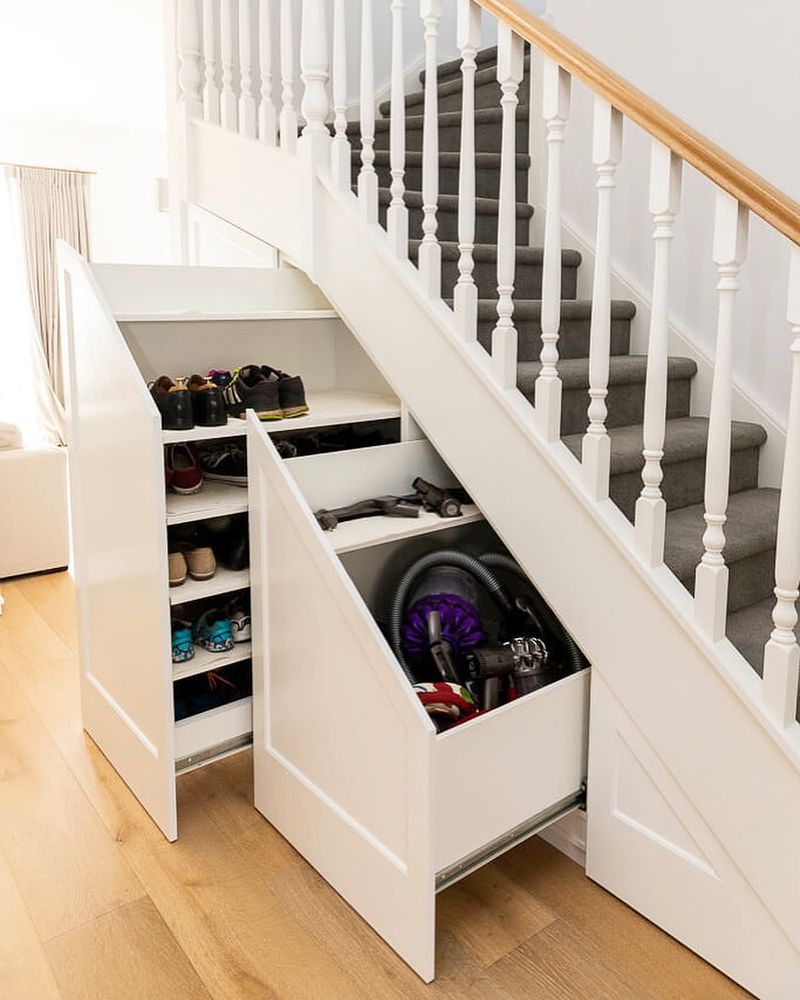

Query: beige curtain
15 166 91 446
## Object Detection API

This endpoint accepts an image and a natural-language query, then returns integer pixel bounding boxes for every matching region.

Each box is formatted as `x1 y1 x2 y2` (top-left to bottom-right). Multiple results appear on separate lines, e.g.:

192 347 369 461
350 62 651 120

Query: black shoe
188 375 227 426
223 365 282 420
200 443 248 486
260 365 309 418
150 376 193 430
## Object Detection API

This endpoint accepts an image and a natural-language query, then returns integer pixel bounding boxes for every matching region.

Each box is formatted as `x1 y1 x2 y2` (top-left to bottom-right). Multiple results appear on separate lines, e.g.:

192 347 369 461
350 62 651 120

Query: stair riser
360 162 528 200
383 204 530 244
442 256 578 301
365 117 529 154
680 549 776 614
478 315 629 362
609 447 762 523
525 376 692 437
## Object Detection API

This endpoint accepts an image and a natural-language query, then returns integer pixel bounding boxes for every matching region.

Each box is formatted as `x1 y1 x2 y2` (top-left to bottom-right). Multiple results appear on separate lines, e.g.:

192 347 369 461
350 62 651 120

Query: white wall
541 1 799 427
0 0 170 264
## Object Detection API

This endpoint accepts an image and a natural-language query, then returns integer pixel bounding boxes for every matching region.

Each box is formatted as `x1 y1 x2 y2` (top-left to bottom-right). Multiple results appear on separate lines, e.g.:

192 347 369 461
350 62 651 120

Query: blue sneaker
172 621 194 663
193 609 235 653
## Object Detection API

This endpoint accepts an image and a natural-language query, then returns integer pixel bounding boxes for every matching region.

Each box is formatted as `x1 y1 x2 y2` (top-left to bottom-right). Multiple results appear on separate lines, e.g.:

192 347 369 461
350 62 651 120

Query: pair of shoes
211 364 308 421
200 442 248 486
165 443 203 494
168 546 216 587
173 661 252 720
150 376 227 430
172 515 250 572
170 607 236 663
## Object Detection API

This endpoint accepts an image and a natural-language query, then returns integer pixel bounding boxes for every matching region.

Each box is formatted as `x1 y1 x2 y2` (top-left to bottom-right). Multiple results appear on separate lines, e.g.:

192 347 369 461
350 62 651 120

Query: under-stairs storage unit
246 417 589 981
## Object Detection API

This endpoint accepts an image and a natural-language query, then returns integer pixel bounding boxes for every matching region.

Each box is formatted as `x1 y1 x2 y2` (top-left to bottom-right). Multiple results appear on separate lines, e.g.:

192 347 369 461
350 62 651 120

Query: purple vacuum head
402 593 486 660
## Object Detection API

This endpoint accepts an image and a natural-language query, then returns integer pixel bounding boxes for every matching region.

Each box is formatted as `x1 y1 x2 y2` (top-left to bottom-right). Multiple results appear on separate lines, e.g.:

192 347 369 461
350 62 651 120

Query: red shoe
165 443 203 494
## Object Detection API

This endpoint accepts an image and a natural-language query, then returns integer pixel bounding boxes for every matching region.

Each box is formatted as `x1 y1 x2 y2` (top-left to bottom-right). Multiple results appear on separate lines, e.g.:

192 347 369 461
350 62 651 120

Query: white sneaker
230 607 251 643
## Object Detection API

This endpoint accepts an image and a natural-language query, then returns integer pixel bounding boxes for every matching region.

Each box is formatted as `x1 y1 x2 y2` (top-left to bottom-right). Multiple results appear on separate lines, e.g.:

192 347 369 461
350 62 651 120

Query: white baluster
299 0 329 168
535 58 570 440
762 246 800 728
279 0 297 153
694 192 749 640
635 142 682 566
201 0 220 124
454 0 480 340
175 0 202 261
257 0 276 144
330 0 350 189
238 0 257 137
582 97 623 499
418 0 443 298
387 0 408 257
178 0 203 115
357 0 378 223
491 24 524 389
219 0 237 129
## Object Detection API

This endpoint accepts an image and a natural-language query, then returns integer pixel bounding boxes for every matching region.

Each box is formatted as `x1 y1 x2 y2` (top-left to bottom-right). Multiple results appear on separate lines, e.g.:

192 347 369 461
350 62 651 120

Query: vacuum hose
388 550 513 682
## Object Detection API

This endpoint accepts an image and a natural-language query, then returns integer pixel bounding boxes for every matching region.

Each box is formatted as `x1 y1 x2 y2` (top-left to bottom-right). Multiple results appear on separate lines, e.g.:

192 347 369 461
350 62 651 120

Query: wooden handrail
477 0 800 247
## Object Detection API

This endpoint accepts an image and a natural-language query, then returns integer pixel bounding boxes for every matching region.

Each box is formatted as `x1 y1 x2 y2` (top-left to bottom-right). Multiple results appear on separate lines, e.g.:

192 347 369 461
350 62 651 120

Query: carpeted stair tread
516 355 697 394
376 187 534 219
561 418 766 477
419 45 501 84
349 106 529 138
664 487 780 582
726 598 773 674
477 298 635 323
410 240 581 267
358 150 531 171
384 57 530 116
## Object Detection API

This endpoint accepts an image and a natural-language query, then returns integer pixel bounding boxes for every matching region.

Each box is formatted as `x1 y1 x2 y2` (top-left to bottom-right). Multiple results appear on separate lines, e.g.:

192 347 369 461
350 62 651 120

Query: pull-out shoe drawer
246 414 589 981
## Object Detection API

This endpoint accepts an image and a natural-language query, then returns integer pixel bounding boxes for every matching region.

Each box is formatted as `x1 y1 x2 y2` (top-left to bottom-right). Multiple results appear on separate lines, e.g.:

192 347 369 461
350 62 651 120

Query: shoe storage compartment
247 413 589 981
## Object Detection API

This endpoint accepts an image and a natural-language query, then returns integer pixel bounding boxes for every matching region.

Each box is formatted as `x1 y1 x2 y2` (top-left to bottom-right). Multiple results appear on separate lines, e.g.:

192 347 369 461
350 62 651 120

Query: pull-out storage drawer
247 414 589 981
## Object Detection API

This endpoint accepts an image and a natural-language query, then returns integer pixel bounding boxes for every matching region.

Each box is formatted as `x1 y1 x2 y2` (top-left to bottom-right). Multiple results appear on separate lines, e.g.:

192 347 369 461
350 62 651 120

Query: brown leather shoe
185 546 216 581
168 551 187 586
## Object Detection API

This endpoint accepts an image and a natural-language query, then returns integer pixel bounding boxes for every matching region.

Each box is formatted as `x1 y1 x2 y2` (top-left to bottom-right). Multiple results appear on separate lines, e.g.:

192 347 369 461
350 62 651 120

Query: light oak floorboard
3 572 751 999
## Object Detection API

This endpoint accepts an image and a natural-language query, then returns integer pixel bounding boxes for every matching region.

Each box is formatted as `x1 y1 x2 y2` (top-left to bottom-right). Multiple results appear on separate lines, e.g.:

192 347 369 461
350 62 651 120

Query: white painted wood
635 142 683 566
178 0 203 117
168 566 250 605
418 0 443 299
694 192 749 641
299 0 329 169
187 203 279 266
238 0 257 137
326 505 482 554
454 0 481 341
166 481 250 525
582 98 622 500
172 641 252 681
278 0 297 153
357 0 378 223
330 0 350 190
491 25 524 390
257 0 276 144
219 0 238 129
202 0 220 124
535 58 570 440
763 245 800 728
387 0 408 258
174 696 253 759
58 244 177 841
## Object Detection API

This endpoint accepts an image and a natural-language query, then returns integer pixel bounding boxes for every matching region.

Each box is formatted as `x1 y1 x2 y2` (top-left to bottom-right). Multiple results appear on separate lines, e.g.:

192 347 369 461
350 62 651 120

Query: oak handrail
476 0 800 247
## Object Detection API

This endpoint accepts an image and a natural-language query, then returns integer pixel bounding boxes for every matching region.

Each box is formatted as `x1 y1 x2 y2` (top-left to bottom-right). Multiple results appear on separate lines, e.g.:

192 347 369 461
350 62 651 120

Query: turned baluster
299 0 329 165
454 0 480 340
257 0 276 144
279 0 297 153
238 0 257 137
219 0 237 129
694 192 749 640
535 58 570 440
582 97 623 499
418 0 443 298
357 0 378 222
330 0 350 189
387 0 408 257
762 246 800 727
201 0 220 124
635 142 682 566
491 24 524 389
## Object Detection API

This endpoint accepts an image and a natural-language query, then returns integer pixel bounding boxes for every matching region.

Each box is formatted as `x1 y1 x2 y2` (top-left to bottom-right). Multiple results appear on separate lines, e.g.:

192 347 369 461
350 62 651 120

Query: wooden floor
0 571 751 1000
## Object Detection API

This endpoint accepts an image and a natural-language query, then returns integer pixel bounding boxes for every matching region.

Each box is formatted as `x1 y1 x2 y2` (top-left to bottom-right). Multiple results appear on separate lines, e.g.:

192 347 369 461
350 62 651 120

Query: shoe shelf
166 481 249 525
169 566 250 605
324 504 483 554
172 641 252 682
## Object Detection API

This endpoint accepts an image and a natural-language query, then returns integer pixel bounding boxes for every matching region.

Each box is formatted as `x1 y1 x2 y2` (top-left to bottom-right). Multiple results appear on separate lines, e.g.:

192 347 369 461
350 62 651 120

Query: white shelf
161 389 401 445
169 566 250 605
172 641 252 682
326 505 483 553
174 696 253 765
166 481 249 525
117 309 340 322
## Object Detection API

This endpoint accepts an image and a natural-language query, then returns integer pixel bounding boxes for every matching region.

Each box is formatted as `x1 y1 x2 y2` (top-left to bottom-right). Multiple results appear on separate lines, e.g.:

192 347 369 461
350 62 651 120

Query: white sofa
0 445 69 578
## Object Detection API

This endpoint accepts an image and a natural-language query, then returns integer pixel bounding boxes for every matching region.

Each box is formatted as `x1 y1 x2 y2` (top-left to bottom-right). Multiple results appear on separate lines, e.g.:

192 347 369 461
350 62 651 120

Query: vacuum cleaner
387 550 585 730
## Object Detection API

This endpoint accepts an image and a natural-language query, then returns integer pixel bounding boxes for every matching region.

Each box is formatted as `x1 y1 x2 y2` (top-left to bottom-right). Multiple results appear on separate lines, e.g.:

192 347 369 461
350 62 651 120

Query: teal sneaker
171 621 194 664
193 609 235 653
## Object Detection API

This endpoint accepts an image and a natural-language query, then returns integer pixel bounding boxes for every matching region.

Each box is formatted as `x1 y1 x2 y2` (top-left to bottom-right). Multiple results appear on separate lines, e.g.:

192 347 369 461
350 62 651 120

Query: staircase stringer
190 122 800 954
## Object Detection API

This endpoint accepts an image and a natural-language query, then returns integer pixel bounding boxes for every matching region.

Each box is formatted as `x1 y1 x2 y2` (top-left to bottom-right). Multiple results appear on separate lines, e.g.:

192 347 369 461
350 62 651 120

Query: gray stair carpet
350 46 785 712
